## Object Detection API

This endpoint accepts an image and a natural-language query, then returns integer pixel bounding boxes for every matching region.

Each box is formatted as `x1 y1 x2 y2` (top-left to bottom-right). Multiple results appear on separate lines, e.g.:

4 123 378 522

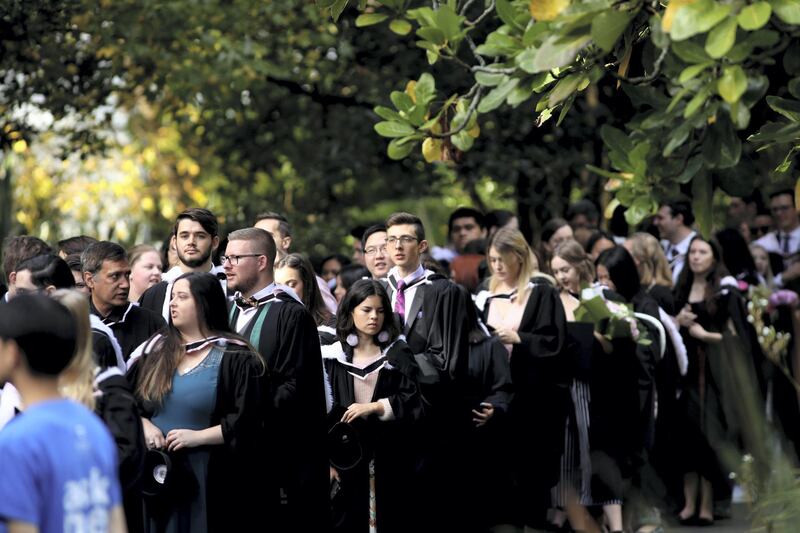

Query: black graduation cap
328 421 363 471
141 449 172 497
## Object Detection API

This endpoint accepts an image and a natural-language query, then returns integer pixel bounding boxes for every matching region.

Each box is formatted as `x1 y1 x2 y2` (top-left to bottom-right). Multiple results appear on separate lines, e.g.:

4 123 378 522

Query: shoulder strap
248 302 273 346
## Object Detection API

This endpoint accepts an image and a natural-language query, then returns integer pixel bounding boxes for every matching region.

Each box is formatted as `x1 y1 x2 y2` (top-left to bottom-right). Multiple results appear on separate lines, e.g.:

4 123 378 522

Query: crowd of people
0 189 799 533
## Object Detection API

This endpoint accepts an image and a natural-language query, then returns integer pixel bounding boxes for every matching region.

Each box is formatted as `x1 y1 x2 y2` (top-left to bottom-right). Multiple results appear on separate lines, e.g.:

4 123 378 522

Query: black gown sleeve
420 281 471 383
215 348 264 452
384 341 425 423
481 337 513 415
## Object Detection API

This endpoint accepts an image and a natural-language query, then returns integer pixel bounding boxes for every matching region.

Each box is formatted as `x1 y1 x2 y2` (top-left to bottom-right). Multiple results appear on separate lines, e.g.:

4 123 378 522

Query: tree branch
465 35 486 66
459 0 479 15
609 46 668 85
465 0 495 26
428 84 483 138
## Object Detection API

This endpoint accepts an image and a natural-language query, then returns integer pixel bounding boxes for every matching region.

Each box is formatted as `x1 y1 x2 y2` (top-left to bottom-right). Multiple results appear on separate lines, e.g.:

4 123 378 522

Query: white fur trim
661 308 688 376
90 315 125 372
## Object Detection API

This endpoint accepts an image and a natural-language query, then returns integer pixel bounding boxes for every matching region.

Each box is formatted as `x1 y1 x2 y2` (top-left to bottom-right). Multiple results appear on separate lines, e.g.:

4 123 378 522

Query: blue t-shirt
0 398 122 532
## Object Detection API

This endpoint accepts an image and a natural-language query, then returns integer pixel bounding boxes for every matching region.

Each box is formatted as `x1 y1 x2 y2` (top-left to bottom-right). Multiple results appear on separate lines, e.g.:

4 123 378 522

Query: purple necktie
395 279 407 323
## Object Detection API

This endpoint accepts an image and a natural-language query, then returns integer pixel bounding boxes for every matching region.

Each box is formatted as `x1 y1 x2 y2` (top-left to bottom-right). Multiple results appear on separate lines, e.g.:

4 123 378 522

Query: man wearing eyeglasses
224 227 330 533
754 189 800 287
361 224 394 279
139 207 225 321
384 211 471 532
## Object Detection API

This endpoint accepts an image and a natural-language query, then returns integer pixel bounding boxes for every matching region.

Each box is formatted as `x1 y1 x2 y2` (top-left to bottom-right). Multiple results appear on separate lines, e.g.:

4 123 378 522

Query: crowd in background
0 187 799 533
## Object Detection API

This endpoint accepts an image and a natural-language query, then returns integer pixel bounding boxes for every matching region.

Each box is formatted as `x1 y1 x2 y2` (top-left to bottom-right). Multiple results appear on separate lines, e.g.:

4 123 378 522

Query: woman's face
590 238 615 261
321 258 342 282
551 255 580 293
596 264 616 291
275 266 305 304
546 224 574 252
352 295 385 338
489 247 522 286
170 279 198 331
751 246 769 275
688 239 715 275
334 274 346 303
130 251 163 294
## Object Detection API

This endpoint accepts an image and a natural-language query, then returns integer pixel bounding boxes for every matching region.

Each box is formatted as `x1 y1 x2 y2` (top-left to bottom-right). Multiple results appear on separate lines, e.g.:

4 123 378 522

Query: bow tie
235 295 259 309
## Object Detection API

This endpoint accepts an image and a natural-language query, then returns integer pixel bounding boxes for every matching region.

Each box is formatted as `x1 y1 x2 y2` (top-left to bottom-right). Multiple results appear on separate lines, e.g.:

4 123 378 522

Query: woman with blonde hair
625 232 676 314
475 226 569 529
128 244 163 303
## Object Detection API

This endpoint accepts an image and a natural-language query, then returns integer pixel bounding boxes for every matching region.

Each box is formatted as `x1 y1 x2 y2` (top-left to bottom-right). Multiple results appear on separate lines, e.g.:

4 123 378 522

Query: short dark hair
320 253 351 274
227 228 277 268
173 207 219 237
361 224 387 251
336 279 400 356
769 189 795 206
448 207 486 234
81 241 127 275
337 264 370 293
386 212 426 242
57 235 97 257
585 230 615 255
2 236 52 281
485 209 515 231
254 211 292 238
16 254 75 290
541 218 570 243
64 253 83 272
663 200 695 227
566 199 600 225
596 246 641 301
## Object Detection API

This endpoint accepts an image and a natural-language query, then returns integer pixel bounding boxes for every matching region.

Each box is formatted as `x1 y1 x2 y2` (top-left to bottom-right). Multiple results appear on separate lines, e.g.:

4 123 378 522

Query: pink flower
738 280 750 292
768 290 799 313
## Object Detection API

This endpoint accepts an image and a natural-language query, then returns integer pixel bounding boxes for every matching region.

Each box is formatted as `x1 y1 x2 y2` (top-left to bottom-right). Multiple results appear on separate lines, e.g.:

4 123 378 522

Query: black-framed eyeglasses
364 245 388 256
220 254 264 265
387 236 419 247
749 225 772 236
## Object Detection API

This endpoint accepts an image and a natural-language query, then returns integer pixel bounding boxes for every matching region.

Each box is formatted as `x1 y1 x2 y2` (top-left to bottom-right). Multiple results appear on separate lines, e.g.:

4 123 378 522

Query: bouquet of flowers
747 285 794 377
574 285 651 346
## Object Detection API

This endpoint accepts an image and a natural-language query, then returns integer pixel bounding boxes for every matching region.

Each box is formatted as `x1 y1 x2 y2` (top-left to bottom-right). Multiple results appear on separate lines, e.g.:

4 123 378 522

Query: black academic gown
384 272 471 532
324 340 424 533
127 343 264 532
229 292 330 533
139 280 171 320
90 301 166 361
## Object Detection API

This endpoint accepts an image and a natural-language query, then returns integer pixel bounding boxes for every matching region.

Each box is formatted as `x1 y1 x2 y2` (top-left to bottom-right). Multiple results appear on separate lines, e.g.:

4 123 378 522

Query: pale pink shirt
487 289 531 355
351 352 394 420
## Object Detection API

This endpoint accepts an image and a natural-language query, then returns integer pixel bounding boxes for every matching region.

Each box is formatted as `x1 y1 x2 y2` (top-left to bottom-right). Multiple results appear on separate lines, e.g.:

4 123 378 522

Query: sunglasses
749 225 772 236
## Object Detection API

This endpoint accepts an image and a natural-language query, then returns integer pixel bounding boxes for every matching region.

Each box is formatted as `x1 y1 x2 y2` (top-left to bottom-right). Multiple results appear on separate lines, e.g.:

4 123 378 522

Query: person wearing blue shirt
0 293 125 533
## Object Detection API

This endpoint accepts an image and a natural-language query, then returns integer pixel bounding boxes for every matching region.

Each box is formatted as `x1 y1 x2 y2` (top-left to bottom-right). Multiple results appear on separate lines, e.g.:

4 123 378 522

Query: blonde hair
488 228 538 295
749 242 775 288
128 244 161 269
552 240 595 286
52 289 96 410
627 232 673 288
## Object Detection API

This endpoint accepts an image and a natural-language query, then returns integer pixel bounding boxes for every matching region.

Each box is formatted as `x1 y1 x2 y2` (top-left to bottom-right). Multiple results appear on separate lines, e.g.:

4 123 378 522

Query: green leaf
475 32 522 56
434 4 464 42
389 19 413 35
771 0 800 23
679 62 713 84
767 95 800 121
375 121 416 137
600 125 635 155
672 41 712 63
355 13 389 27
387 137 417 160
374 106 403 121
650 14 670 49
478 77 520 113
737 2 772 29
451 130 475 151
675 155 704 184
523 23 549 47
507 84 533 106
625 197 655 225
591 10 633 52
702 114 741 168
516 48 539 73
684 85 712 117
705 16 737 58
475 71 508 87
749 121 800 147
667 86 693 112
789 77 800 99
717 65 747 103
407 7 437 26
548 74 583 106
415 73 436 105
390 91 414 112
671 0 732 41
417 27 447 45
497 0 525 29
586 164 624 180
692 172 713 237
331 0 349 21
730 100 752 129
663 120 694 156
531 34 592 73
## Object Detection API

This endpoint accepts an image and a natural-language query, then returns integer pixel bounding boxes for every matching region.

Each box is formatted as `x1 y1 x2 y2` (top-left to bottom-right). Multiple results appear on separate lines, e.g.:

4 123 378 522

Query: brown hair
276 253 332 326
552 240 595 286
627 232 673 288
2 235 52 281
52 289 96 410
386 212 426 242
128 244 161 269
227 228 277 269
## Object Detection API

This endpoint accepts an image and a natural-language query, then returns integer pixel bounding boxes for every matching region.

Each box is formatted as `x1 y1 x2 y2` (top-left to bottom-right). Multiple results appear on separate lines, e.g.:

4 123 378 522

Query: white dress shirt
234 283 278 332
662 231 696 284
388 264 427 326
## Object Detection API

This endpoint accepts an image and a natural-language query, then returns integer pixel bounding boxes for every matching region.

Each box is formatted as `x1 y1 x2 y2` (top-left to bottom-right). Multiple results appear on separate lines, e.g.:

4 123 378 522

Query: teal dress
149 346 223 533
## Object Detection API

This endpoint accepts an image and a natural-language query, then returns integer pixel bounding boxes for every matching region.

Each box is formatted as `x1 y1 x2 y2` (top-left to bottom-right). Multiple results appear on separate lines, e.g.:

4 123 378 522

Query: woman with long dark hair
127 272 264 532
322 279 423 533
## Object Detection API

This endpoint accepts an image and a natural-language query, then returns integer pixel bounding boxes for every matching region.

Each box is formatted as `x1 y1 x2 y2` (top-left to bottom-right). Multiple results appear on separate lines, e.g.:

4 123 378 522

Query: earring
377 331 390 343
346 333 359 347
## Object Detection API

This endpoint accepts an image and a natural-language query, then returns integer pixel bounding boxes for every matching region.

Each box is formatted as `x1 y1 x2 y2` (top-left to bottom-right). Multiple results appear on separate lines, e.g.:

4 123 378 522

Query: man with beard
224 227 330 533
83 241 165 360
139 208 225 321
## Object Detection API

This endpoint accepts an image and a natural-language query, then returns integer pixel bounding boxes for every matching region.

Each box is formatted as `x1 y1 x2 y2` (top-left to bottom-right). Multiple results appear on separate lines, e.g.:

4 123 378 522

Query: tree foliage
320 0 800 236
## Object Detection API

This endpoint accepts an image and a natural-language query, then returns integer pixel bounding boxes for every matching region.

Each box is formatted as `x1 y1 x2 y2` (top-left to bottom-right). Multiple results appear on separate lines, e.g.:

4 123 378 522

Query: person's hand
330 466 340 483
166 429 203 452
676 306 697 328
471 402 495 427
142 418 166 450
341 402 380 423
688 322 708 340
495 328 521 345
781 262 800 282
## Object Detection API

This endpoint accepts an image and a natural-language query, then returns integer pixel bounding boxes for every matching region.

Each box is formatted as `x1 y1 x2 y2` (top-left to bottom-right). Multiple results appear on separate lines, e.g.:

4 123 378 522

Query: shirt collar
388 264 426 285
674 230 697 254
236 282 277 303
89 299 132 324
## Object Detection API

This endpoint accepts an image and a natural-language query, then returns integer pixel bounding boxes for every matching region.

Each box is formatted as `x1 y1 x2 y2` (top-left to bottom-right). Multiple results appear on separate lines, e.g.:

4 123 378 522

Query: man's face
254 219 291 253
223 239 266 296
770 193 798 231
727 198 748 224
363 231 393 279
86 259 131 309
387 224 426 270
450 217 486 254
653 206 680 241
352 240 365 266
175 219 218 269
10 270 39 297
